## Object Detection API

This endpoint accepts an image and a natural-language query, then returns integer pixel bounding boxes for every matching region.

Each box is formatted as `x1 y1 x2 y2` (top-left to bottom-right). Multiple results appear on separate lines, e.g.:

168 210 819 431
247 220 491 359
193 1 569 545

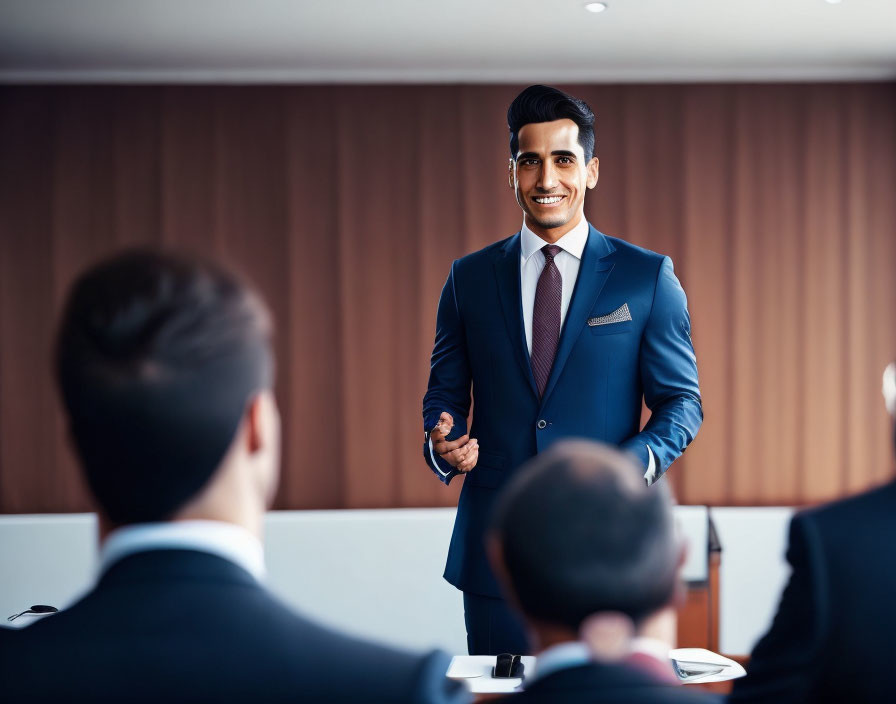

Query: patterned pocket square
588 303 632 326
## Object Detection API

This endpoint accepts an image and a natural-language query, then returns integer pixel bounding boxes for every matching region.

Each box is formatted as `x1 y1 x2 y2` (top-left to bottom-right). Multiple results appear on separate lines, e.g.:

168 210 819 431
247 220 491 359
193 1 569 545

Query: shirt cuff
426 435 453 479
644 445 657 486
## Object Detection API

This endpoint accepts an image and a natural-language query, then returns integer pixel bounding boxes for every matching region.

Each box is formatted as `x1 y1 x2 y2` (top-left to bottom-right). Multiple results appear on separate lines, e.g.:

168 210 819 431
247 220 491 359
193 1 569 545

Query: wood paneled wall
1 83 895 513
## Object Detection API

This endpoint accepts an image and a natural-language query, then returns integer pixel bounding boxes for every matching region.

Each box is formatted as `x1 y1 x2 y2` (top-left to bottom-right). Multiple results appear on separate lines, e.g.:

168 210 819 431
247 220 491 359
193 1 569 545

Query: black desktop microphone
493 653 525 679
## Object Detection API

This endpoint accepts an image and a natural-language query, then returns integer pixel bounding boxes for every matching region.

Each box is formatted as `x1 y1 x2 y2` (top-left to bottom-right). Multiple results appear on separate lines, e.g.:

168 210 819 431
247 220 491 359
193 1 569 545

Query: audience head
489 440 683 638
507 85 596 161
56 250 278 530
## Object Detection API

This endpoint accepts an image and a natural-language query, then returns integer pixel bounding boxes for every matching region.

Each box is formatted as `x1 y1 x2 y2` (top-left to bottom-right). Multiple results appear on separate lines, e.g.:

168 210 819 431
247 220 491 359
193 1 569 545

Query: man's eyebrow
516 150 578 159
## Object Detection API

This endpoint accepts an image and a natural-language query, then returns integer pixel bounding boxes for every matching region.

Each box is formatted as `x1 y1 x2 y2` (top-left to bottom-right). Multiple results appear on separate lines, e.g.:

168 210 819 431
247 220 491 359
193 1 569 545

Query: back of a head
56 250 273 525
491 440 679 631
507 84 596 161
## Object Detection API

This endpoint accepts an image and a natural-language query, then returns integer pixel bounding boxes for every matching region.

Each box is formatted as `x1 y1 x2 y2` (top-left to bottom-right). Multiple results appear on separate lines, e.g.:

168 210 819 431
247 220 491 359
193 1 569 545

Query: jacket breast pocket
463 451 506 489
588 320 633 336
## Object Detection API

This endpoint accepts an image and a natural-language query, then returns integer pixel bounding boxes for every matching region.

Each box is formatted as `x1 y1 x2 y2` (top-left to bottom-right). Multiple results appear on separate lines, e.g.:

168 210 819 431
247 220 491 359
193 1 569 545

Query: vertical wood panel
110 88 162 248
585 85 627 236
334 88 427 507
801 86 848 502
764 87 805 503
681 86 733 504
729 86 762 502
281 87 347 509
0 89 64 512
159 87 219 250
843 86 875 496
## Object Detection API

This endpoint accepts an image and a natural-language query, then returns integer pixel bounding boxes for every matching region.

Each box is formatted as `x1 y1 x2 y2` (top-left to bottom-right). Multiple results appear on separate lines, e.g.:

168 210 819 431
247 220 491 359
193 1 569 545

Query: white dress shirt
99 520 267 582
527 637 674 687
528 641 591 684
630 636 673 662
520 217 589 357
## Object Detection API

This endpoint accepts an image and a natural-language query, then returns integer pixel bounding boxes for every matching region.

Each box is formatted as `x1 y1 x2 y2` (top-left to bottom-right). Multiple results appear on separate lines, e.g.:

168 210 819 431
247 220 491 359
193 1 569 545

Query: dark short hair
56 250 274 525
507 85 596 161
490 440 679 630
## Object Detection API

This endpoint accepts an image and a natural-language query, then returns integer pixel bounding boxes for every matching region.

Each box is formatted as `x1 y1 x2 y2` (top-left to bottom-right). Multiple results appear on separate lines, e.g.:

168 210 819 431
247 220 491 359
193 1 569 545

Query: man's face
509 119 599 241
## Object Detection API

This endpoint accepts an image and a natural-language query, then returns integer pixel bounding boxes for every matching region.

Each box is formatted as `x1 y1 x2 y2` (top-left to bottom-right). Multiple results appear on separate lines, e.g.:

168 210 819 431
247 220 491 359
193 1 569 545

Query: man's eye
521 159 539 167
557 157 572 164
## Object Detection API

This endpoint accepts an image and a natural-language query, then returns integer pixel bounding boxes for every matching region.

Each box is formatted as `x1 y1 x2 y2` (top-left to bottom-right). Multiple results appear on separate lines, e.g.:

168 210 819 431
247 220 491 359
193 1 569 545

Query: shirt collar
529 641 591 684
520 216 589 263
99 520 266 582
629 636 671 662
626 638 678 684
528 637 675 686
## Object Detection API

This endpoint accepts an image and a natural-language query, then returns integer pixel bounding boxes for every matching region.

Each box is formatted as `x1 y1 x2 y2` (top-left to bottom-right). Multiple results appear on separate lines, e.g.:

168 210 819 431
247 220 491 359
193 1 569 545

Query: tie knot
542 244 562 263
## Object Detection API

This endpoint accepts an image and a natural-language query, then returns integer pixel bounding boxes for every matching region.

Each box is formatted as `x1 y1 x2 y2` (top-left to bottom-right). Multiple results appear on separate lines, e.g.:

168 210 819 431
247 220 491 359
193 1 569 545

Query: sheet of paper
671 647 747 684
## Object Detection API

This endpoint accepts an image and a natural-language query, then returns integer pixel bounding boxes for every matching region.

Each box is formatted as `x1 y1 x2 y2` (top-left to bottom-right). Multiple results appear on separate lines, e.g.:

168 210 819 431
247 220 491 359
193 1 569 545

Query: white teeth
534 196 563 204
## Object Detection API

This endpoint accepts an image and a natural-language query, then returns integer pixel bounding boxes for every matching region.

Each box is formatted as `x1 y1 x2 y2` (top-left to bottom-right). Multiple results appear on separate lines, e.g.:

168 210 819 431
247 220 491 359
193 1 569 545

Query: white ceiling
1 0 895 83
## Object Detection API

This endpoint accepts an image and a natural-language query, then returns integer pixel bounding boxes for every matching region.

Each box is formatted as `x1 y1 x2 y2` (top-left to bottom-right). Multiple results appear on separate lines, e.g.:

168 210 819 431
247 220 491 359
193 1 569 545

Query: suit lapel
493 233 539 398
539 225 616 406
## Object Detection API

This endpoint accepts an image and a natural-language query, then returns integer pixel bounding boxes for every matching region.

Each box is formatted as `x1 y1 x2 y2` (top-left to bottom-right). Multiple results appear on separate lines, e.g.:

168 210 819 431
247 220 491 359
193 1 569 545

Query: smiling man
422 85 703 655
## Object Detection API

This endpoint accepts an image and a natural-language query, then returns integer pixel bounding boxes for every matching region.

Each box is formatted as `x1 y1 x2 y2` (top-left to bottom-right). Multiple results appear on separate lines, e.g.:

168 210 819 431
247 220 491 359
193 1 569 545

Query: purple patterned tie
531 244 562 397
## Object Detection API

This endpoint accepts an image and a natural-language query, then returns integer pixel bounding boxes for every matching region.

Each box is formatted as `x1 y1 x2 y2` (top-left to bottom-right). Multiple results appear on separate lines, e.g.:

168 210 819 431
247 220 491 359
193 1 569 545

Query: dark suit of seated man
0 251 467 704
487 440 720 704
729 363 896 704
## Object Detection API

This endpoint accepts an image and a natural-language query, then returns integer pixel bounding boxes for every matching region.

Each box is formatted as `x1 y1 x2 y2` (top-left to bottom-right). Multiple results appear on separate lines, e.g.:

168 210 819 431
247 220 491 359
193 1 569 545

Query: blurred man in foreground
0 251 466 704
488 440 719 703
729 362 896 703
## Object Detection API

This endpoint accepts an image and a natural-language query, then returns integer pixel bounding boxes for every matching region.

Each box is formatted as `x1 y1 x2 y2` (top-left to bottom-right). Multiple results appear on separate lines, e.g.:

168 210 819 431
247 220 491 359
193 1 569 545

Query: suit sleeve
619 256 702 480
421 261 472 485
728 514 828 703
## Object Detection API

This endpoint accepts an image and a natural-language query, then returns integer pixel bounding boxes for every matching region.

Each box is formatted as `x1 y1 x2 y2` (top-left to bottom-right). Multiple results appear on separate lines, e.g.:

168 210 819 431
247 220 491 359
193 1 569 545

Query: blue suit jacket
423 225 702 597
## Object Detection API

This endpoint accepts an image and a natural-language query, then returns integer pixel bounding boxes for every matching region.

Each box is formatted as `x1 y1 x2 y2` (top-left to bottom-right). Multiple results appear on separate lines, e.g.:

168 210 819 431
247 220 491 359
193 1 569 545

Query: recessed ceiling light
585 2 608 12
824 0 842 4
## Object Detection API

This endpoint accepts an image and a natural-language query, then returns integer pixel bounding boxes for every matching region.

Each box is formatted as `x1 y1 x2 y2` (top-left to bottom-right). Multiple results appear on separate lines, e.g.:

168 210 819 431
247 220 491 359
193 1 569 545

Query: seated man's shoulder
504 685 722 704
2 589 467 704
794 477 896 556
218 594 468 703
805 477 896 526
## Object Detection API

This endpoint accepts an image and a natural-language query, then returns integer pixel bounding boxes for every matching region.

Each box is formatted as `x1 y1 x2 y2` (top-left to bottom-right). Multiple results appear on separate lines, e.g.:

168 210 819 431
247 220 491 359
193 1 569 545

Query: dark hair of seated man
487 441 720 703
56 250 275 526
490 440 680 631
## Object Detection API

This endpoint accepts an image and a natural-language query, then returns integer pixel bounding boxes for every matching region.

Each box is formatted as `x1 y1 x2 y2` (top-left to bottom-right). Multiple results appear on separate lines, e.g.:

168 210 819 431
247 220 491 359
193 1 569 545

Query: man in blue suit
422 85 703 655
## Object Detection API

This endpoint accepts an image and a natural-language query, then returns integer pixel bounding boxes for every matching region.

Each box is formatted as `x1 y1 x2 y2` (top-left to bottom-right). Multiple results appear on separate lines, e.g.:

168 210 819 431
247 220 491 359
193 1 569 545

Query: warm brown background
2 83 895 514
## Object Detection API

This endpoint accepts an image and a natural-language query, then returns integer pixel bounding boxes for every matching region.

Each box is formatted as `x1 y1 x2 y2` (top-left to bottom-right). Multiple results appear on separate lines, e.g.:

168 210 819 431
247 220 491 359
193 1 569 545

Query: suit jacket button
537 419 547 429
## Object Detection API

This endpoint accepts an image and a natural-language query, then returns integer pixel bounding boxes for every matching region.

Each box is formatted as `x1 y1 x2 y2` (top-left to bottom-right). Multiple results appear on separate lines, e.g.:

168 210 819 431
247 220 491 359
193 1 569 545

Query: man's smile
532 195 567 205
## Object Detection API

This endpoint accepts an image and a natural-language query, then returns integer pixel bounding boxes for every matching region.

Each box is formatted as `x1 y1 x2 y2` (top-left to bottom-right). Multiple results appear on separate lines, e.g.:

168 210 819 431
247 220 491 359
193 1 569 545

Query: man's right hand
430 411 478 473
